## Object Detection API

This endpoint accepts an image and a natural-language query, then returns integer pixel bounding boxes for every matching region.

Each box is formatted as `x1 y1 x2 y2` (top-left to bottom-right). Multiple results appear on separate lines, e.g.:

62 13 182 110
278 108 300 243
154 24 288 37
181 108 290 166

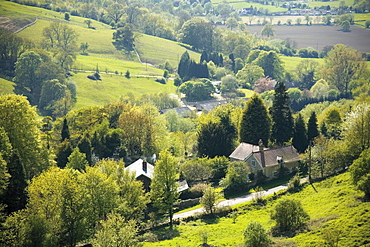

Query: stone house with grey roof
229 140 301 180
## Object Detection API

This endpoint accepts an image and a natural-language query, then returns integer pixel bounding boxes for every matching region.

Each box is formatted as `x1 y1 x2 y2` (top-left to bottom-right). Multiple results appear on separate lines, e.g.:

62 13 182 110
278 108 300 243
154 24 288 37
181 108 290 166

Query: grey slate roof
160 106 192 115
253 145 301 168
125 159 154 179
229 142 260 161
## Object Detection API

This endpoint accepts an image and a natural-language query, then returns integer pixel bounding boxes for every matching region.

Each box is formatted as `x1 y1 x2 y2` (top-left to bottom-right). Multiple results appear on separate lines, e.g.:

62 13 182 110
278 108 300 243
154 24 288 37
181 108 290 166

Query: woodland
0 0 370 246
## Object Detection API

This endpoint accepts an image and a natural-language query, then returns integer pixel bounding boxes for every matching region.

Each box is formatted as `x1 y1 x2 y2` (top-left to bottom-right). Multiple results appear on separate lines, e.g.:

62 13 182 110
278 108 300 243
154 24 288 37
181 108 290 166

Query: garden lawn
144 172 370 246
72 72 177 109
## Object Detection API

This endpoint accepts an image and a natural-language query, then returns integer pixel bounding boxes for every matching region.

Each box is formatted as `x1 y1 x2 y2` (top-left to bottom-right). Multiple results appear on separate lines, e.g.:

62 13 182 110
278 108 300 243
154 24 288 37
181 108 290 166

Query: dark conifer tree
56 140 73 168
78 135 92 165
3 152 27 213
178 51 191 81
307 111 319 142
240 94 271 146
292 114 308 153
197 114 237 158
270 81 294 146
61 118 70 142
200 50 208 63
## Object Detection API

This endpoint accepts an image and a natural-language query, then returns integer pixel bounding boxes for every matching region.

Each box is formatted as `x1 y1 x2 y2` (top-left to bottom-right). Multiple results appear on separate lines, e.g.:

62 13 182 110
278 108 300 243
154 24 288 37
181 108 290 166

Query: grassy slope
0 78 15 95
145 172 370 247
73 72 177 108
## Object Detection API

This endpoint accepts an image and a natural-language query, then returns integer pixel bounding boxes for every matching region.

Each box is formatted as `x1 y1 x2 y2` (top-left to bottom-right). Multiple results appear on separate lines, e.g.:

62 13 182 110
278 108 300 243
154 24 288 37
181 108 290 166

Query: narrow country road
173 184 288 220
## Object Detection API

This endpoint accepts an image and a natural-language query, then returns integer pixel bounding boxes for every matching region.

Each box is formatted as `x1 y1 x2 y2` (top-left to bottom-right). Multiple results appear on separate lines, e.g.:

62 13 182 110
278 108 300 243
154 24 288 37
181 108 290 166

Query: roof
177 180 189 192
229 142 261 161
253 145 301 168
160 106 192 116
125 159 154 179
197 100 229 112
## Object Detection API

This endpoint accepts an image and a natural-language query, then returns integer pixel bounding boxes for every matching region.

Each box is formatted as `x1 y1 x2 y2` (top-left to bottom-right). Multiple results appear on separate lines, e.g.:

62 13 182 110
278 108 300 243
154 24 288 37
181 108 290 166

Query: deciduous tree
150 150 178 229
349 147 370 198
200 186 218 214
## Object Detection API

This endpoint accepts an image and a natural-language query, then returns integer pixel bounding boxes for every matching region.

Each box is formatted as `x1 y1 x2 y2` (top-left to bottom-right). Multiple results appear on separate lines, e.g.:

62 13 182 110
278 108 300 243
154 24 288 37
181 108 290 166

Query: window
251 160 256 167
273 171 278 177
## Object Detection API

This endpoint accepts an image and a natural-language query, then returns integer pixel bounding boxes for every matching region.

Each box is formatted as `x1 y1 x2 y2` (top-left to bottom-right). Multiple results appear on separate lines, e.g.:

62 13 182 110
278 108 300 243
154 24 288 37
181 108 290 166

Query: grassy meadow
72 72 177 109
145 172 370 246
280 56 324 73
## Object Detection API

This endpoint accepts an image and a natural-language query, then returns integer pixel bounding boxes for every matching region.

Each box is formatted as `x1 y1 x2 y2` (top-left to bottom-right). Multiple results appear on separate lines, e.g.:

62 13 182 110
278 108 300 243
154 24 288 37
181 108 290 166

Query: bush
366 20 370 28
244 221 270 247
288 174 301 192
349 147 370 198
271 199 309 235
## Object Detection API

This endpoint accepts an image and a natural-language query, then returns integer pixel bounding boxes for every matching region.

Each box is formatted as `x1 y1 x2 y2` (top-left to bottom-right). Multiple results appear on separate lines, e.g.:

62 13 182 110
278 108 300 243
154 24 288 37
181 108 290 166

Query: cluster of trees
0 22 80 117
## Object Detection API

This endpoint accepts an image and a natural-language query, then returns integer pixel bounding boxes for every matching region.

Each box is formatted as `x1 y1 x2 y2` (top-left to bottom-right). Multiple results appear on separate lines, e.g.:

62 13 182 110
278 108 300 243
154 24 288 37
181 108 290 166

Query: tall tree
13 51 43 105
270 81 294 146
178 51 191 81
261 23 275 37
106 3 125 24
180 18 216 52
2 153 27 214
252 50 284 81
349 147 370 198
307 111 319 143
239 94 271 146
43 22 79 70
150 150 178 229
0 95 47 179
321 44 367 94
112 24 135 51
197 110 237 158
61 118 71 142
292 114 308 153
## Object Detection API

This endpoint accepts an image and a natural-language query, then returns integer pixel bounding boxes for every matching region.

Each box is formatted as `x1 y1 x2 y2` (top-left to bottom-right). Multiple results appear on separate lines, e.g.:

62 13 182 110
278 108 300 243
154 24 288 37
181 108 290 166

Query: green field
303 0 355 8
145 172 370 246
0 0 108 29
72 72 177 109
281 56 324 72
0 78 15 95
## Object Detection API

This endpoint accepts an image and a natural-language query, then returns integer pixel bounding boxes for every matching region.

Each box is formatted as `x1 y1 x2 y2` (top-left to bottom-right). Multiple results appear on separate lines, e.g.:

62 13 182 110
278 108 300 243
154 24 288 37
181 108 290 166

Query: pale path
173 184 288 220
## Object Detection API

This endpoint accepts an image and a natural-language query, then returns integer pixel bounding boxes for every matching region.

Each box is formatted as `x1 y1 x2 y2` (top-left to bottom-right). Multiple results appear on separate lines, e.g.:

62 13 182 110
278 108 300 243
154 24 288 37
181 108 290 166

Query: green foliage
244 221 270 247
42 22 79 70
350 147 370 198
271 198 309 234
307 111 319 142
179 79 215 101
92 212 142 247
270 82 294 146
0 95 49 179
56 140 73 168
240 94 271 147
261 23 275 37
150 150 179 229
251 50 284 81
112 24 135 51
292 114 309 153
236 64 264 89
66 147 88 171
197 112 237 158
200 186 218 214
0 154 9 196
321 44 367 94
180 18 216 51
180 159 212 183
220 161 250 195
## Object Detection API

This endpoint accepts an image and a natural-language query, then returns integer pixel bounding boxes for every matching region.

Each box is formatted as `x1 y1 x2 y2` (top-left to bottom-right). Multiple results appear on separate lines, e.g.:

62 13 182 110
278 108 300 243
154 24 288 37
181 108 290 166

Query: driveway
173 184 288 219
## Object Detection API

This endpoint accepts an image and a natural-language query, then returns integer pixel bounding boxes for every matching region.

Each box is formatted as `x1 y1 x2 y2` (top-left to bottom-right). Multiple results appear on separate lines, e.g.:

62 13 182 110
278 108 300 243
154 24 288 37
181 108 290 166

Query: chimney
258 139 264 152
142 160 147 173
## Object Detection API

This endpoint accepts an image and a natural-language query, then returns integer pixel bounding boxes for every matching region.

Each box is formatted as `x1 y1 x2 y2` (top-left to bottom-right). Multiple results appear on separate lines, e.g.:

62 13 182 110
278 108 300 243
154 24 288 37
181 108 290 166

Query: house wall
245 156 263 176
264 161 300 179
137 175 151 192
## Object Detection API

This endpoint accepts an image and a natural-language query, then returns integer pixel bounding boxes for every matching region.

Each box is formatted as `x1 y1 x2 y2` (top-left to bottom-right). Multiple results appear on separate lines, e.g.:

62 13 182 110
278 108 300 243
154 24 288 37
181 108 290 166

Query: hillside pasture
0 0 108 31
281 56 324 72
72 72 177 109
144 172 370 246
245 24 370 52
135 34 201 68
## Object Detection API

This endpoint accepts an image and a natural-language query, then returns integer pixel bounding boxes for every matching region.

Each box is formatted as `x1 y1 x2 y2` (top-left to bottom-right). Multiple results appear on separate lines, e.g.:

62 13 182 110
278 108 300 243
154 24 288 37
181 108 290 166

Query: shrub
200 186 218 214
349 147 370 198
244 221 270 247
270 198 309 234
288 174 301 192
366 20 370 28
